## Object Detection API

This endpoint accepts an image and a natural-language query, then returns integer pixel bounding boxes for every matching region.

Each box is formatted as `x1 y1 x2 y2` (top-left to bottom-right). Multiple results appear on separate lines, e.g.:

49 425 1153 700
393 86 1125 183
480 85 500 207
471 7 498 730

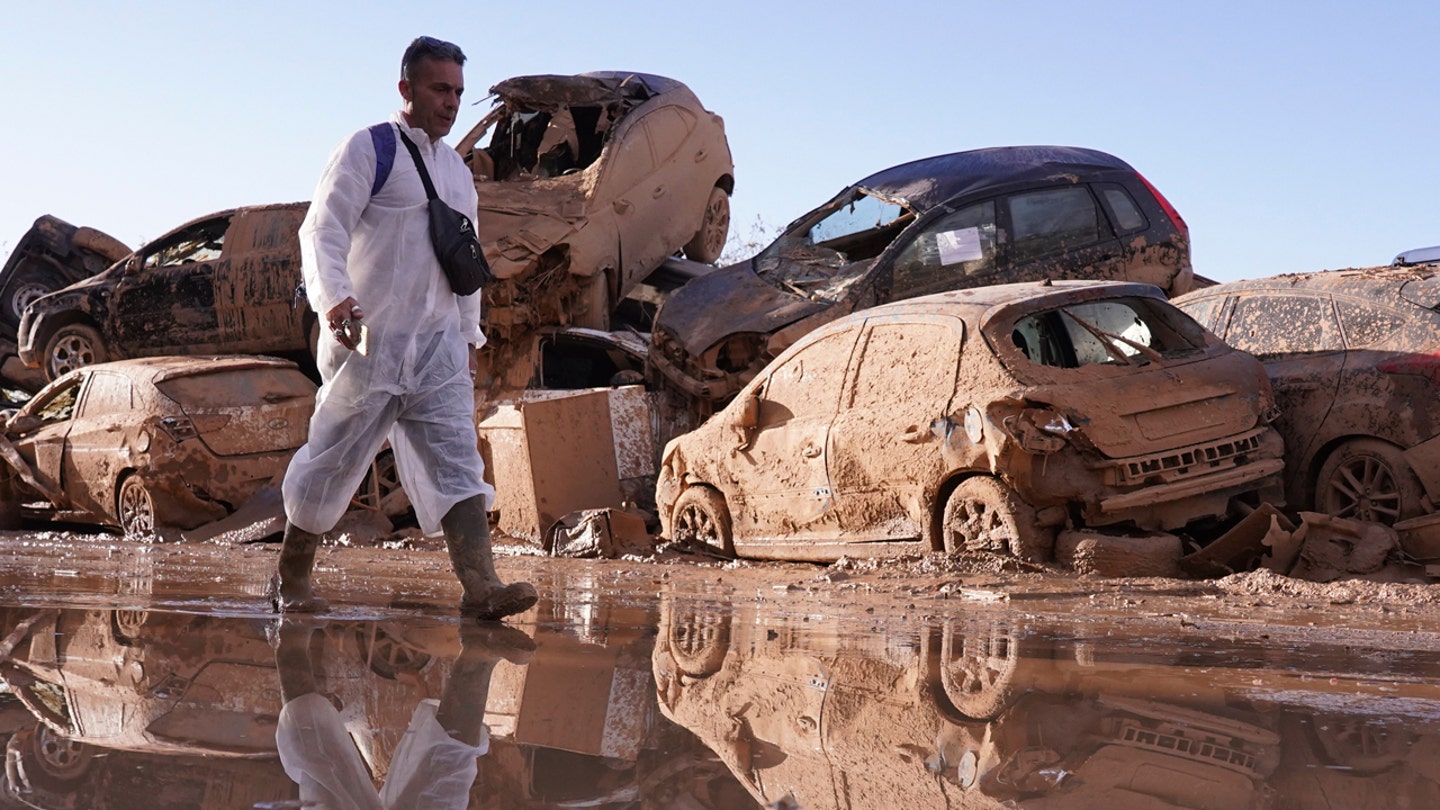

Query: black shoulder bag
396 129 492 296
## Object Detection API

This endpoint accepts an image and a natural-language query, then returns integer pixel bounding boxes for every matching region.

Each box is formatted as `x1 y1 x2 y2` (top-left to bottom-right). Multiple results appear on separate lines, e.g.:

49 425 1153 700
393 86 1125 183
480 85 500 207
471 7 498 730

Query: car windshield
754 189 915 302
1003 297 1207 371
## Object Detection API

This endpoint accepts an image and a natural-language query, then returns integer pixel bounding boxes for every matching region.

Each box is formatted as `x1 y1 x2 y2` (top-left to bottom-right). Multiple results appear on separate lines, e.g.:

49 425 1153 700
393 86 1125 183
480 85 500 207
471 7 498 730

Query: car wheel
666 600 731 677
683 187 730 264
670 485 734 557
13 725 94 791
356 625 432 679
6 271 54 325
116 474 157 539
942 476 1052 562
937 621 1019 721
1314 438 1423 525
43 322 107 382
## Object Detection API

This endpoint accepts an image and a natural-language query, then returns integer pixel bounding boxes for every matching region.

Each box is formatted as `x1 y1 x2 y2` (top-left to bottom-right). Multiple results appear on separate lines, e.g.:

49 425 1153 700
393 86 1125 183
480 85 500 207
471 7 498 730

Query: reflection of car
17 203 314 384
649 145 1195 410
0 356 315 537
653 597 1440 810
657 281 1284 562
0 215 130 392
455 72 734 339
1175 267 1440 524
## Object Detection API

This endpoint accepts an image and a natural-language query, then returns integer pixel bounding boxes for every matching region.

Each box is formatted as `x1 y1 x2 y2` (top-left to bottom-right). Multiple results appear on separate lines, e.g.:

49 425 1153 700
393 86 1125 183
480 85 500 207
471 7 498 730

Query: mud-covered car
455 72 734 341
17 203 314 384
1175 265 1440 525
0 355 315 537
0 215 131 392
657 281 1283 562
649 146 1194 411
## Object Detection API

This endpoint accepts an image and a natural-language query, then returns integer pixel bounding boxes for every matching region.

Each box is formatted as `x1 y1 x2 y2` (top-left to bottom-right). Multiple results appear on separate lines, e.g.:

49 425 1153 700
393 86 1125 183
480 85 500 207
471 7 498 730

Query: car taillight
1135 171 1188 236
156 416 196 441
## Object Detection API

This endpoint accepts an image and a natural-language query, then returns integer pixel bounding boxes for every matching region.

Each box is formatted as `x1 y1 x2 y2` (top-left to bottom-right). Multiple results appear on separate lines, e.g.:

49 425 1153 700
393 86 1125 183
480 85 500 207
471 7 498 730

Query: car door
601 110 667 293
1217 291 1345 480
729 327 859 545
885 200 1003 301
998 184 1127 285
110 216 229 355
210 206 308 354
60 369 137 520
827 316 963 541
7 374 85 508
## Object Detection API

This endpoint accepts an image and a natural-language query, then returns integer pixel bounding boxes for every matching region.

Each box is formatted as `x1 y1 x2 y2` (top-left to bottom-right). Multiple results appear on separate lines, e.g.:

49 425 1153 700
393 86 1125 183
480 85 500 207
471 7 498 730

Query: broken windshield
1005 298 1207 370
754 189 915 302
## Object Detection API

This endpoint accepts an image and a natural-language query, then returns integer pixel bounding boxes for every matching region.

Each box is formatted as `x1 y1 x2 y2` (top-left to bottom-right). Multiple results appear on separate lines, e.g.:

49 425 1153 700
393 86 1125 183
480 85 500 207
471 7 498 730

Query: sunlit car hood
659 262 828 356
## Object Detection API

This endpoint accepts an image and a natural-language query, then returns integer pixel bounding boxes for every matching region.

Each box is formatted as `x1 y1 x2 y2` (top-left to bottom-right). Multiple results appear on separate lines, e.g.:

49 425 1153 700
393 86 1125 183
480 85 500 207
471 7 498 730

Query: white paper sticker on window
937 227 984 265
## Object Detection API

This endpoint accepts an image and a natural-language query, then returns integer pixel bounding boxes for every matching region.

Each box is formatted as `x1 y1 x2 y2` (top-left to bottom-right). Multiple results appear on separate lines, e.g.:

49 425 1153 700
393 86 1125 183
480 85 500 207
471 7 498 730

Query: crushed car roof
487 71 685 108
858 145 1134 212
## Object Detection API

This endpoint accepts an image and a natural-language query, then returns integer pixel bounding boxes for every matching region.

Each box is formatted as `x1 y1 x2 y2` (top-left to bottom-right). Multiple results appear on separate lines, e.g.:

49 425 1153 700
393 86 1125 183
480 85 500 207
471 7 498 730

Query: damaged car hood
661 263 828 356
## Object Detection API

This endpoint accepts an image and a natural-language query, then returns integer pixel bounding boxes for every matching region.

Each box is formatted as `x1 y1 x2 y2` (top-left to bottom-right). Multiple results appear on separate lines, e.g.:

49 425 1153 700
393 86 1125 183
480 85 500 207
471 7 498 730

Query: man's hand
327 298 364 350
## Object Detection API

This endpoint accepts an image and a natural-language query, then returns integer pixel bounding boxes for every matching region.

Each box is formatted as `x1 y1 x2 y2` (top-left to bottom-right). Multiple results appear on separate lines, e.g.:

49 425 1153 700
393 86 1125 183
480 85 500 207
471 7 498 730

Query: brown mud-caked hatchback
656 280 1284 562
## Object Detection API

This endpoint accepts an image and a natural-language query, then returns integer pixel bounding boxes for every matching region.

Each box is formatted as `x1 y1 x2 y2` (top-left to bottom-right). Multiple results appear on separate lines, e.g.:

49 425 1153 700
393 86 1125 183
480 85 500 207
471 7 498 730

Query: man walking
275 36 536 621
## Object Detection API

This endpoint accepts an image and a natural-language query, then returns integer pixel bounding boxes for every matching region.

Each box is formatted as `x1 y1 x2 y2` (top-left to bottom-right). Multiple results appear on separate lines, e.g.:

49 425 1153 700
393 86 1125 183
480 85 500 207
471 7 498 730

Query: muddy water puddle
0 534 1437 807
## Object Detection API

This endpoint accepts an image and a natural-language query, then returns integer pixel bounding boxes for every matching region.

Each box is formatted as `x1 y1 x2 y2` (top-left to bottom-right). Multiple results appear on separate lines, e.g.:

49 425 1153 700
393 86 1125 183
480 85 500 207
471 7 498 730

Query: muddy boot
441 494 538 622
271 523 329 613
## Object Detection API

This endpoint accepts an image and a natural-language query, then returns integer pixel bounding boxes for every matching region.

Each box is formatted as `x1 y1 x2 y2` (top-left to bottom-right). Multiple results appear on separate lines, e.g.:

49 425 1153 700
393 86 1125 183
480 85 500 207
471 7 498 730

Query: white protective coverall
284 111 494 535
277 693 488 809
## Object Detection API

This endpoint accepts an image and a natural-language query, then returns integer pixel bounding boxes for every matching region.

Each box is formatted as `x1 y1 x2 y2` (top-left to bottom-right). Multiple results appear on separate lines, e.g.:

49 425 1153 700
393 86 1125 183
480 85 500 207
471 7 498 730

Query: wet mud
1 531 1439 807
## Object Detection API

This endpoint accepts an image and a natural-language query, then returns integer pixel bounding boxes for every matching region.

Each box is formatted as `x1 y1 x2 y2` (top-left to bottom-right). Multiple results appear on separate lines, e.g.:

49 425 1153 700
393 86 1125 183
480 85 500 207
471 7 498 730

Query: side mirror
736 389 760 431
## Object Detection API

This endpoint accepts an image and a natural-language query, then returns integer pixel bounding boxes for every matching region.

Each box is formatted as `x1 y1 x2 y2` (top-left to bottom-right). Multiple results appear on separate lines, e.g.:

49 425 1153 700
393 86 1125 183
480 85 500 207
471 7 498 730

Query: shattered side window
143 217 230 270
1334 299 1409 348
1225 294 1342 357
757 332 854 425
31 381 80 424
1007 187 1102 262
890 201 999 298
1007 298 1204 369
755 190 915 299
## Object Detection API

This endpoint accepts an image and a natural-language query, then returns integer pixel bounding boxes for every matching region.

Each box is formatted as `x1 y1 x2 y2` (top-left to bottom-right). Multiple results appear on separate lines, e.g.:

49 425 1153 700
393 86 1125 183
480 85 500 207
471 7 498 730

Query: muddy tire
116 474 157 540
11 725 94 792
666 601 731 677
683 187 730 264
1314 438 1423 525
357 625 432 679
936 621 1019 721
43 322 107 382
671 485 734 556
942 476 1052 562
5 269 55 326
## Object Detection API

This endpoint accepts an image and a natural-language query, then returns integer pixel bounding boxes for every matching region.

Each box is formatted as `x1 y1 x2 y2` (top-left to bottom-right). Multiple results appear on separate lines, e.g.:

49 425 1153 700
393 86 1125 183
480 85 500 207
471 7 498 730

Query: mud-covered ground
6 526 1438 638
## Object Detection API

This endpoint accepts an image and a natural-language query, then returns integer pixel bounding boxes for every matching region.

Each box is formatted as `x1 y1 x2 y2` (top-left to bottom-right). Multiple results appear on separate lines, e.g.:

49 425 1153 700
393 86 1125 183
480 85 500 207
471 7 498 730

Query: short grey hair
401 36 466 82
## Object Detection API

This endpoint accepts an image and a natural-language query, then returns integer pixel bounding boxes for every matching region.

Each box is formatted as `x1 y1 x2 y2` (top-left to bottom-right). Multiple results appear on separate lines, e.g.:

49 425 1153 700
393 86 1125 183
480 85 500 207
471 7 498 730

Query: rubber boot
441 494 538 621
271 523 329 613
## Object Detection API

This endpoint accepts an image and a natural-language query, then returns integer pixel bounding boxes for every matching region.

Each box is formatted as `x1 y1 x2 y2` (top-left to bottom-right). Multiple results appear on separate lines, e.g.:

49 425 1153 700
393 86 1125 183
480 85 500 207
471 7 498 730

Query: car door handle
801 444 821 458
899 426 930 444
613 199 633 215
652 186 665 199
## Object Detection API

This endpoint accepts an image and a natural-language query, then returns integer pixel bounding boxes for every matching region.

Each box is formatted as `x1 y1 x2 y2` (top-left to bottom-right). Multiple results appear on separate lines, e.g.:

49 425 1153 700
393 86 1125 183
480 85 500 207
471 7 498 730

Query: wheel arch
928 470 988 552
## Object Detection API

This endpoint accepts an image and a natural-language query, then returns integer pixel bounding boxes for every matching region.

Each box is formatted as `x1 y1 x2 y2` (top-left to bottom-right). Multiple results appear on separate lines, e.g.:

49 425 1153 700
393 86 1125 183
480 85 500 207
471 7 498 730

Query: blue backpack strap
368 122 396 196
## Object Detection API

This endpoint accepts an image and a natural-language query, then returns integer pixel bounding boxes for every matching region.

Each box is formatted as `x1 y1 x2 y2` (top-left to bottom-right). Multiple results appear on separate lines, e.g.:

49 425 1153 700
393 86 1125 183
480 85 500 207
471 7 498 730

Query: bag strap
367 123 396 196
396 129 440 202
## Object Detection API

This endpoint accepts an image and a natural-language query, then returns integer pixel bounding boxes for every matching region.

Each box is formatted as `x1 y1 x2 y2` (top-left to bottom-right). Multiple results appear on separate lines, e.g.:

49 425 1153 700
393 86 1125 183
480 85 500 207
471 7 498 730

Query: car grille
1113 718 1260 776
1109 428 1269 487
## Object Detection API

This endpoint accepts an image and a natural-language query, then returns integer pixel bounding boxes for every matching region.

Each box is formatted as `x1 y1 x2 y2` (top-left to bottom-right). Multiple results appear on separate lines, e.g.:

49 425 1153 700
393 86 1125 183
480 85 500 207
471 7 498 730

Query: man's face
400 57 464 140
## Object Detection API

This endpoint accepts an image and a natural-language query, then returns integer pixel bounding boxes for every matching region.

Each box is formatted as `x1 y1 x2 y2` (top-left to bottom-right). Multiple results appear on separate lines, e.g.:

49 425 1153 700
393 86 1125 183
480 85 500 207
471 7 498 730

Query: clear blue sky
3 1 1436 283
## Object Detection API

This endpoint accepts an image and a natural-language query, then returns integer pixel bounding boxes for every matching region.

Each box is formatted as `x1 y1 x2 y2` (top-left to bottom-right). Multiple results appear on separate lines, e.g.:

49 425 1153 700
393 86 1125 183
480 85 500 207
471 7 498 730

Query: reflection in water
653 595 1440 809
0 584 1438 807
274 618 536 808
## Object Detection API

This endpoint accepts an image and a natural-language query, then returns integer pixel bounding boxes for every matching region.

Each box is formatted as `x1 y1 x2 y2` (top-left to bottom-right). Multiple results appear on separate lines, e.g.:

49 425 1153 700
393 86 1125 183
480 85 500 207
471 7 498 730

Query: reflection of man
274 35 535 621
274 619 535 808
